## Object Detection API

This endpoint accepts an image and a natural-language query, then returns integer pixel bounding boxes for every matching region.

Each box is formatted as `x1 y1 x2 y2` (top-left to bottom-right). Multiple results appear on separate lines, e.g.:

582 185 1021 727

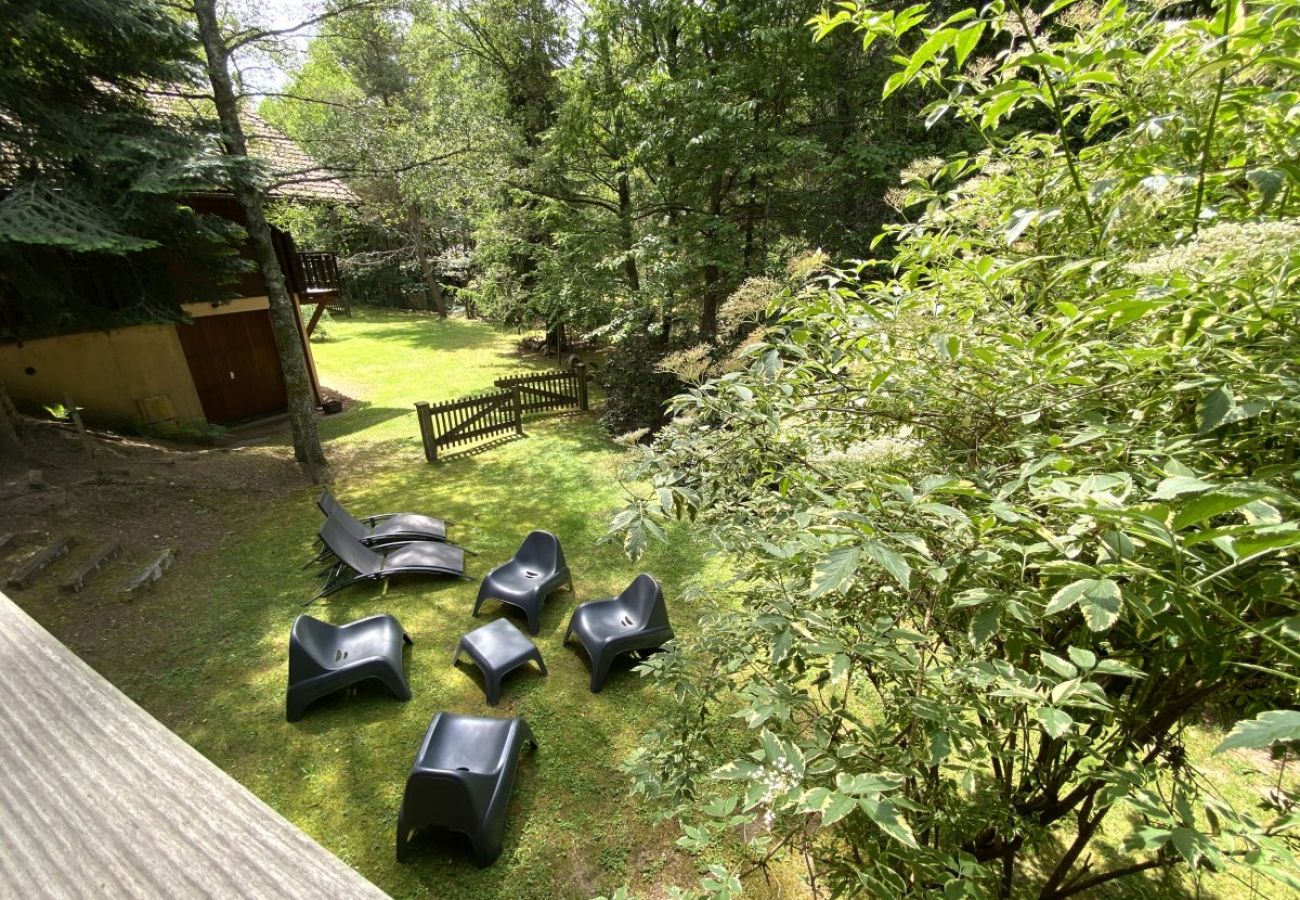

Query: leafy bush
597 329 682 436
614 1 1300 896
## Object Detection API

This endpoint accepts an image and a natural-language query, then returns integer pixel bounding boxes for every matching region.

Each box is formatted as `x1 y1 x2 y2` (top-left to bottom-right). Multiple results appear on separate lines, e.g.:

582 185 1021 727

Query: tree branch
236 91 361 110
267 147 477 188
1047 854 1176 899
224 1 388 53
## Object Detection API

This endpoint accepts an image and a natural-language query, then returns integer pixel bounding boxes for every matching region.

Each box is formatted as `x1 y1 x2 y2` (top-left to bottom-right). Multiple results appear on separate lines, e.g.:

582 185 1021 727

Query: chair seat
474 531 571 635
568 599 639 643
563 574 673 693
417 714 518 774
484 561 557 597
397 713 537 867
372 513 447 542
330 615 409 661
287 613 412 721
385 541 464 572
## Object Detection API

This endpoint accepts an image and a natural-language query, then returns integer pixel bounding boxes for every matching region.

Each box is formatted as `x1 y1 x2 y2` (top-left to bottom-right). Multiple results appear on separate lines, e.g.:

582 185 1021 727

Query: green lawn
179 311 741 898
7 309 1286 899
310 308 556 459
13 309 747 899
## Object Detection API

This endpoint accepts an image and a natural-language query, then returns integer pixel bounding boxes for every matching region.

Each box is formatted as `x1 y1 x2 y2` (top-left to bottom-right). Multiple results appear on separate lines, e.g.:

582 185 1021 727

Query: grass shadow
432 432 528 463
318 403 413 443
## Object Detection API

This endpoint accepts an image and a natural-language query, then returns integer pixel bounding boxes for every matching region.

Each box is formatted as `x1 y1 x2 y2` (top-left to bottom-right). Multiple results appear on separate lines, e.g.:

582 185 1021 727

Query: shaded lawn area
2 310 759 899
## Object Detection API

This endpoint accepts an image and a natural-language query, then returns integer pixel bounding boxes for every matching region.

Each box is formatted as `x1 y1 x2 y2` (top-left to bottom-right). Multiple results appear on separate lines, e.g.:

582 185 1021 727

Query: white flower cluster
1126 220 1300 278
656 343 714 383
614 427 650 447
718 277 779 339
808 436 922 469
1058 1 1100 30
900 156 946 184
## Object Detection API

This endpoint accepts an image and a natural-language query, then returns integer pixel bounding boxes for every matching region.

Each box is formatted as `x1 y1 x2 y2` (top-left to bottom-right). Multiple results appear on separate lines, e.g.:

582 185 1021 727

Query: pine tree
0 0 244 339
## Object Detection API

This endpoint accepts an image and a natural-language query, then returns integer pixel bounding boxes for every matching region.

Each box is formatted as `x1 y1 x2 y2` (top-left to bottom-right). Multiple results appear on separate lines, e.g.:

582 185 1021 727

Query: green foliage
1215 710 1300 754
269 1 967 428
123 419 229 446
596 329 683 437
614 0 1300 896
0 0 246 339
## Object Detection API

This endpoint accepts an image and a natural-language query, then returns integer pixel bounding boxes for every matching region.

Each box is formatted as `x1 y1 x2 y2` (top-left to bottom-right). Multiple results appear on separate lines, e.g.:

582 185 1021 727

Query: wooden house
0 112 355 428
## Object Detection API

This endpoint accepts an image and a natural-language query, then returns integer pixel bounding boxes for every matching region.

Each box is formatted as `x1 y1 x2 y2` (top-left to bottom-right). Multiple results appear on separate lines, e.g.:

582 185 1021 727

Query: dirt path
0 421 305 649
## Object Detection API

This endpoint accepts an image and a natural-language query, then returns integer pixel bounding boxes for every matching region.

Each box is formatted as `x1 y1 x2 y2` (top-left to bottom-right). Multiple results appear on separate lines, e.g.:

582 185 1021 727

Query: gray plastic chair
311 518 466 602
317 489 451 546
396 713 537 867
563 573 674 693
473 531 571 635
286 613 412 721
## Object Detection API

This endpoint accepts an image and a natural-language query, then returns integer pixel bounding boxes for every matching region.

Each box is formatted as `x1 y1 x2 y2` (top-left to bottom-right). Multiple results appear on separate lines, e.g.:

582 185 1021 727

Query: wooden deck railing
297 251 340 291
0 591 388 898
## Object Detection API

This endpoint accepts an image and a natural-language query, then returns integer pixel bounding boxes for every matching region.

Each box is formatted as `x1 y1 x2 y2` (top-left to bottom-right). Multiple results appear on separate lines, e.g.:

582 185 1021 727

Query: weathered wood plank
61 542 121 593
5 536 74 590
0 591 389 899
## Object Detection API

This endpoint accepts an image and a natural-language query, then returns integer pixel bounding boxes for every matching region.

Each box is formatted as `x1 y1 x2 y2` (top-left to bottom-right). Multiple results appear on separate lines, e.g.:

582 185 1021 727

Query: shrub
596 330 682 436
613 1 1300 896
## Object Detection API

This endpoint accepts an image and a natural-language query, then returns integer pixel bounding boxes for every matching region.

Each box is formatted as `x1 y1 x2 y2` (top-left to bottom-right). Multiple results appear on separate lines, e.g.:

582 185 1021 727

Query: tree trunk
193 0 327 483
545 322 568 357
408 205 446 317
617 165 640 294
699 172 728 339
701 265 720 340
0 382 23 461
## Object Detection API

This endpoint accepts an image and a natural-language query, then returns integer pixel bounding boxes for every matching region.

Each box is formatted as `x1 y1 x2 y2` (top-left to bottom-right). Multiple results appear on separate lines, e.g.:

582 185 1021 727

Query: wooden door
177 310 288 424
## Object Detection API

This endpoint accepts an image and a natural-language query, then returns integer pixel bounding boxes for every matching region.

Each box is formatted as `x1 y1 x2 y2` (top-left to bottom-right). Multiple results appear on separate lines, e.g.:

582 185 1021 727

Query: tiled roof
241 109 358 203
155 94 357 204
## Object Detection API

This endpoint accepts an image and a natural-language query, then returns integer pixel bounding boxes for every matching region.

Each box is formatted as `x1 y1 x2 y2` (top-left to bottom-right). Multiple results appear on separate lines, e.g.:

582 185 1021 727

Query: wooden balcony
295 251 350 335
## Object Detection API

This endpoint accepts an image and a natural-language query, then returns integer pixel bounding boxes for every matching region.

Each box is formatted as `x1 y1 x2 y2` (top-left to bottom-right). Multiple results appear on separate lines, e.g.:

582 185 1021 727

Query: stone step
61 543 122 594
121 549 174 594
6 537 76 590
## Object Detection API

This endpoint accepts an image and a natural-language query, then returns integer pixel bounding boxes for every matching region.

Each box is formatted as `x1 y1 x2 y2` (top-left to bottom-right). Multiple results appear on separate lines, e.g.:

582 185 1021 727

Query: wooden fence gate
415 364 588 463
493 364 588 415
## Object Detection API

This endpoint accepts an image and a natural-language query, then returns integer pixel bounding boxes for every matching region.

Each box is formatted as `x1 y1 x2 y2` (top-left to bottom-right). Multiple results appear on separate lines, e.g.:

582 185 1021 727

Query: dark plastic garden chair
286 613 412 721
472 531 571 635
317 489 451 546
310 518 466 602
563 573 674 693
396 712 537 867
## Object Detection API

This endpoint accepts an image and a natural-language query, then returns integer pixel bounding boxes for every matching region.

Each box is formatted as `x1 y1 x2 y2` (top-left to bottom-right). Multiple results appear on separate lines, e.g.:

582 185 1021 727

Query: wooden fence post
415 401 437 462
510 387 524 436
575 362 589 411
